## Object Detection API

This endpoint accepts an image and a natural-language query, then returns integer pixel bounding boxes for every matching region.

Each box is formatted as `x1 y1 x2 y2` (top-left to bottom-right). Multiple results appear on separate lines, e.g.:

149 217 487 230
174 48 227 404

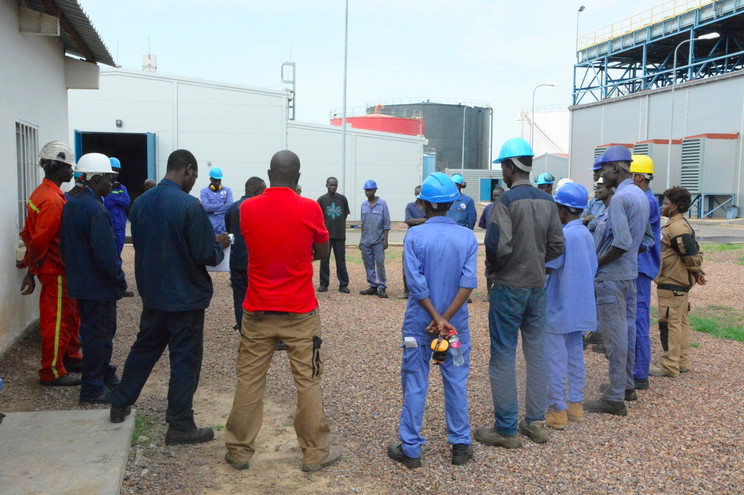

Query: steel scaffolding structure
574 0 744 104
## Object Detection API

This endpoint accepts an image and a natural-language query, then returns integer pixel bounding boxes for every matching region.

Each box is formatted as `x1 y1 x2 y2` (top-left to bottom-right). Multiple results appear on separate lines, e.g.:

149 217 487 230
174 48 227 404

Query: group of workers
17 136 705 473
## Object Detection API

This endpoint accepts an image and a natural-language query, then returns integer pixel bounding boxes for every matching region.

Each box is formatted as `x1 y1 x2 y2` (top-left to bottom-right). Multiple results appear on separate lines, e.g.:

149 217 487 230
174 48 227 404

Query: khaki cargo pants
225 309 330 466
657 288 690 375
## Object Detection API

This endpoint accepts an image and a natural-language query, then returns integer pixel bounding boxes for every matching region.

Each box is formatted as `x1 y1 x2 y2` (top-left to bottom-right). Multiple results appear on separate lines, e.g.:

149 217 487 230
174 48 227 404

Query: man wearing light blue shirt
388 172 477 469
585 146 653 417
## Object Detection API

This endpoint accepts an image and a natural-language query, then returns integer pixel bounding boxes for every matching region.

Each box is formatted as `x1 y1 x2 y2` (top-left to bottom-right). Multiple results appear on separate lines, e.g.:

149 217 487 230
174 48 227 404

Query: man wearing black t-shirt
317 177 351 293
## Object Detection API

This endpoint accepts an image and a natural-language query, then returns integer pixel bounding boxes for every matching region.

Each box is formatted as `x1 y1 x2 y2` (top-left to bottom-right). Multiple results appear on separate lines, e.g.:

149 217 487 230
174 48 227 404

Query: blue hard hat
109 157 121 170
592 154 604 171
596 145 631 165
73 171 84 179
554 182 589 210
363 179 377 190
418 172 459 203
451 173 464 185
209 167 223 180
493 137 534 164
536 173 555 185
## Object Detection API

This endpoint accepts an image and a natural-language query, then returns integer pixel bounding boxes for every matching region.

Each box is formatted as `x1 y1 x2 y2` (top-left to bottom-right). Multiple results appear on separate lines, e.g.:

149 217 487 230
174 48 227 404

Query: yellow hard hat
630 154 654 174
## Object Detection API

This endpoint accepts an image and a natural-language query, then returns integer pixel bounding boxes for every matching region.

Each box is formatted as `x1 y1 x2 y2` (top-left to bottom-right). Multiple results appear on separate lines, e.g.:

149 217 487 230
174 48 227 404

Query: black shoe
79 390 111 404
165 426 214 445
225 453 249 470
377 288 389 299
585 332 603 345
110 405 132 423
275 341 287 351
634 378 649 390
387 443 421 469
63 361 83 374
584 398 627 416
123 290 135 298
339 286 350 294
451 444 473 466
233 323 240 331
599 382 637 402
360 287 378 296
40 375 81 387
105 375 121 391
591 343 607 354
467 298 472 304
317 286 328 293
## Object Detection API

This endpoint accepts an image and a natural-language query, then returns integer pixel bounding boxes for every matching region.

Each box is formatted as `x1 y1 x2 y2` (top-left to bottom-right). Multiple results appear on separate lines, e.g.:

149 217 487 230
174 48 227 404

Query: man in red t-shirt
225 150 340 473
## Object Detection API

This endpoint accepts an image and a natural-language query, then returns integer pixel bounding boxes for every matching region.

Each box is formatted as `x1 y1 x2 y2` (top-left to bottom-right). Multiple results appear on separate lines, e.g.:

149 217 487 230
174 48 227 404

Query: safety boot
566 401 584 422
474 426 522 449
584 398 627 416
518 419 548 444
544 407 568 430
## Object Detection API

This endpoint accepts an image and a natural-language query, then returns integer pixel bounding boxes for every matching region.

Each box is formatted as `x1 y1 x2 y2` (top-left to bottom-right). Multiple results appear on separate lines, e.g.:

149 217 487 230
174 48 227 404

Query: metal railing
578 0 715 50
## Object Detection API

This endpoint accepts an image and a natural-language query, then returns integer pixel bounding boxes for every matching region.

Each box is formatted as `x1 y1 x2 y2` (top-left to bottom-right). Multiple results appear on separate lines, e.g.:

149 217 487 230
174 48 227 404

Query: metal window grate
633 143 649 155
16 122 39 228
680 138 702 193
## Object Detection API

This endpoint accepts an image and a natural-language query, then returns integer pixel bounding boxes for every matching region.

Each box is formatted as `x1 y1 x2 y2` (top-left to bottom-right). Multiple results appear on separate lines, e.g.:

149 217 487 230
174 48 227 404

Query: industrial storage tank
367 100 492 170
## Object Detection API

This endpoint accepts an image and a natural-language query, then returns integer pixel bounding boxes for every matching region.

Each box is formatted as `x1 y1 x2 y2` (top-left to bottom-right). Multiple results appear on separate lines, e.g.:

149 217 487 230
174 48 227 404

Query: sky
79 0 659 146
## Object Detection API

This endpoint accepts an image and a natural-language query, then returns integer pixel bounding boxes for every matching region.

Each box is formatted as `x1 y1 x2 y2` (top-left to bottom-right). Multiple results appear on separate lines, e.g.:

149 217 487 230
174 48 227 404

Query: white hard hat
76 153 113 176
39 141 75 167
553 177 574 194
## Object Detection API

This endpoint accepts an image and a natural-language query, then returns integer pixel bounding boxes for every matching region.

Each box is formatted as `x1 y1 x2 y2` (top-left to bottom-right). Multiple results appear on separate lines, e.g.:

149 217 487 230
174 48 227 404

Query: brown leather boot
566 401 585 422
545 407 568 430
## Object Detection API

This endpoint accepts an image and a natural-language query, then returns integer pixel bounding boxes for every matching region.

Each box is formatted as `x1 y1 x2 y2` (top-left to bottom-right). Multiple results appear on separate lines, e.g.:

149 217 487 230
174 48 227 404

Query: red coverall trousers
38 273 81 382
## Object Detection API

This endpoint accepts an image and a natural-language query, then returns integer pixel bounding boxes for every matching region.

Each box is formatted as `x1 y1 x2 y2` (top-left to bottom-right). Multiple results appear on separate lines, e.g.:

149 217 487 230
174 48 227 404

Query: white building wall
287 122 424 221
519 109 570 157
569 72 744 199
0 0 70 352
70 70 425 222
69 70 288 196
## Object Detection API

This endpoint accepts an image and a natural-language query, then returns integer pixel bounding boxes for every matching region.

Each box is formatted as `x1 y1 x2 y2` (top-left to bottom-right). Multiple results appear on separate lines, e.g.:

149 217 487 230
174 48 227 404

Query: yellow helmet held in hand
630 154 654 175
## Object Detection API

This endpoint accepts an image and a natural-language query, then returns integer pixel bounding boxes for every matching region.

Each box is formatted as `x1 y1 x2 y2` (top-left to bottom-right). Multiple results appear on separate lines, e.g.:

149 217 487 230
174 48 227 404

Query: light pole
341 0 349 195
575 6 586 62
461 105 470 168
531 83 560 150
666 32 719 189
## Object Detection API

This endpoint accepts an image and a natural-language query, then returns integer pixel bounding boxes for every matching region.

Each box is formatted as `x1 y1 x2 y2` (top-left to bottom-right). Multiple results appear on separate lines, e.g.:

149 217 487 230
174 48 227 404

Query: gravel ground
1 233 743 494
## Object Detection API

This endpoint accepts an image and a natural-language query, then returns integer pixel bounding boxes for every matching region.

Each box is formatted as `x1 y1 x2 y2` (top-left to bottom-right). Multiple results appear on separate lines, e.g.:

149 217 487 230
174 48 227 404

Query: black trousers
319 238 349 288
110 307 204 430
78 299 117 400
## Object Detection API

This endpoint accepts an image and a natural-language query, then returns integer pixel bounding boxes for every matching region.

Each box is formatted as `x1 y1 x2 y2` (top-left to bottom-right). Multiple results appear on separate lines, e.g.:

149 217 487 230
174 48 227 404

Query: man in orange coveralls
19 141 82 386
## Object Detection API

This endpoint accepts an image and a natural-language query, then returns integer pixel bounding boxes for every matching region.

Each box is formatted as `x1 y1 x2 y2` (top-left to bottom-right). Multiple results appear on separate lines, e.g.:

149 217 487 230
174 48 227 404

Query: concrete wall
0 0 70 353
569 72 744 200
70 70 425 221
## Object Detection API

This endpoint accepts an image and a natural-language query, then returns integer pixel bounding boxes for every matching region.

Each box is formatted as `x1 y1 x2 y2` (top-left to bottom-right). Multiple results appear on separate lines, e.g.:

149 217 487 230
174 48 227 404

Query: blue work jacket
200 185 233 233
545 219 597 334
637 188 661 279
103 183 130 234
130 179 224 311
402 216 478 344
360 198 390 245
61 188 127 301
446 192 476 229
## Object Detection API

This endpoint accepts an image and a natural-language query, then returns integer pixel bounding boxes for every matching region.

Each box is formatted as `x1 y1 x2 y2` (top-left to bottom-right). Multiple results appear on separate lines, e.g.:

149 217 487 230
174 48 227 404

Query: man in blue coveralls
103 157 130 257
61 153 127 404
109 149 231 444
585 145 653 416
200 167 233 234
387 172 477 469
446 173 476 229
629 155 661 390
543 182 597 429
359 179 390 298
475 138 564 449
225 177 266 330
398 185 426 299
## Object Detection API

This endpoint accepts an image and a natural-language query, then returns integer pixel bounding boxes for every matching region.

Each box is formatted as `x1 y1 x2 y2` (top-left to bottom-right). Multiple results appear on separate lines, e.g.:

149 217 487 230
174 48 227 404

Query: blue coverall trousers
488 285 547 435
360 242 386 289
399 336 471 458
595 279 637 402
78 299 118 401
633 273 652 380
545 331 584 410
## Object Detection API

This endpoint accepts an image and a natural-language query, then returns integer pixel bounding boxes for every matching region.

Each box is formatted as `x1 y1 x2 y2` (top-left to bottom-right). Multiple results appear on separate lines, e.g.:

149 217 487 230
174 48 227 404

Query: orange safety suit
19 178 81 382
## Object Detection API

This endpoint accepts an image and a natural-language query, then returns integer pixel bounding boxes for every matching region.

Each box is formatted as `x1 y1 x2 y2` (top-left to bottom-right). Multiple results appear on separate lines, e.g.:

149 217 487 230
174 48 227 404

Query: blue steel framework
574 0 744 105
